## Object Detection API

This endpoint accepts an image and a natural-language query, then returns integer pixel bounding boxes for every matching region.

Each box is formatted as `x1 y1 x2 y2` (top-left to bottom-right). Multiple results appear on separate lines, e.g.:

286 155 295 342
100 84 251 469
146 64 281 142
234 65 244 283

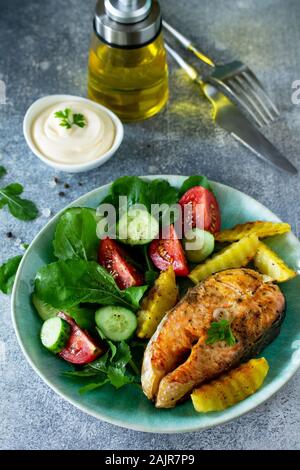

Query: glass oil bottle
88 0 169 122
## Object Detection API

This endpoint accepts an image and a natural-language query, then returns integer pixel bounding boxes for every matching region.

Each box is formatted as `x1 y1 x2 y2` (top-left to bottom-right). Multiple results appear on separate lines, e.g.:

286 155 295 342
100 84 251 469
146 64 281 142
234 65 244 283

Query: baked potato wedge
189 234 260 284
137 267 178 339
215 221 290 243
191 357 269 412
254 242 297 283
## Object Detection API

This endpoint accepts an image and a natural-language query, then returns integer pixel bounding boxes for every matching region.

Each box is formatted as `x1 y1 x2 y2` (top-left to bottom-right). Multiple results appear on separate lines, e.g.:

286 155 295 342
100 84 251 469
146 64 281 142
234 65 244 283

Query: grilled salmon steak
141 268 285 408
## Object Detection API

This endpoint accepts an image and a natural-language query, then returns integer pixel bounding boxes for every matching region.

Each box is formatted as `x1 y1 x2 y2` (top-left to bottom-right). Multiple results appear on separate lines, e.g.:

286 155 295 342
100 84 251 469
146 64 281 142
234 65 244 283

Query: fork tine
243 69 280 117
235 74 276 122
225 77 269 126
208 77 264 127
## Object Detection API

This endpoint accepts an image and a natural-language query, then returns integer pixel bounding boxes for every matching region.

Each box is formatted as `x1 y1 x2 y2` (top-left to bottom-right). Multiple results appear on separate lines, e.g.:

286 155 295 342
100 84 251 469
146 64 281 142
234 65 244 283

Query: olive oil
88 33 168 122
88 1 169 122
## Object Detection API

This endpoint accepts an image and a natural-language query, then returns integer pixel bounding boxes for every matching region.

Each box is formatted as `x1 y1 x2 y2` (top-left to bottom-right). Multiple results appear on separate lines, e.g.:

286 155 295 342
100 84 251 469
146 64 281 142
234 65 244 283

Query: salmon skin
141 268 285 408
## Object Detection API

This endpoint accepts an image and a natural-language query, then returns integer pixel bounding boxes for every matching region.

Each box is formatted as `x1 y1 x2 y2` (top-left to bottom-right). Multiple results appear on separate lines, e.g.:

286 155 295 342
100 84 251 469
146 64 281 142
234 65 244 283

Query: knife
165 42 298 175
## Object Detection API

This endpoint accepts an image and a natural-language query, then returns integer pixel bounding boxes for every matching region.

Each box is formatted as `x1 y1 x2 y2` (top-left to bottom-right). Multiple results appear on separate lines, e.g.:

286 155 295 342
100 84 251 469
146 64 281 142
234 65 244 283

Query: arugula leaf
0 166 6 178
64 369 102 378
142 245 158 286
89 351 110 372
100 176 179 219
107 366 133 389
79 379 109 394
146 179 178 207
32 293 96 330
53 208 99 261
123 285 148 310
107 340 117 360
206 320 236 346
34 259 147 311
178 175 213 198
54 108 86 129
68 306 96 330
0 255 23 294
0 183 38 221
102 176 149 212
113 341 131 368
66 340 139 394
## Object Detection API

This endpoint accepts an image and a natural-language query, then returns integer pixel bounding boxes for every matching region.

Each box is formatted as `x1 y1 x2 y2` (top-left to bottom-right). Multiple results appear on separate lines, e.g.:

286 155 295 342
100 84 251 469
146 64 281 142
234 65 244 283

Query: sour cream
31 101 115 165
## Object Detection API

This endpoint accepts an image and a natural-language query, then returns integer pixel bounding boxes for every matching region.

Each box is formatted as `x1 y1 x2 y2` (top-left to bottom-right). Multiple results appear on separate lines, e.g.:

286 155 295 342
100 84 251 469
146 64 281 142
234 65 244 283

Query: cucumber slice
117 208 159 245
95 306 137 341
184 228 215 263
32 294 59 321
40 317 70 353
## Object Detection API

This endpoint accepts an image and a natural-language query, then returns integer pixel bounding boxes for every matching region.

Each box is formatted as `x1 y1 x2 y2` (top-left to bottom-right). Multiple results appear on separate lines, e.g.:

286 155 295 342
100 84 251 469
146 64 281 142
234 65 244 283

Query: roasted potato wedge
191 358 269 412
215 221 291 243
137 267 178 339
189 234 260 284
254 242 297 283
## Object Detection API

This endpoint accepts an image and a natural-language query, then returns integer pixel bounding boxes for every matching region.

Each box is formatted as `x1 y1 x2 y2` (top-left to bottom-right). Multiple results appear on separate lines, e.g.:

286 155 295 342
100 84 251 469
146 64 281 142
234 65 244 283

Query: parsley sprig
0 255 23 294
206 320 236 346
54 108 86 130
0 166 38 221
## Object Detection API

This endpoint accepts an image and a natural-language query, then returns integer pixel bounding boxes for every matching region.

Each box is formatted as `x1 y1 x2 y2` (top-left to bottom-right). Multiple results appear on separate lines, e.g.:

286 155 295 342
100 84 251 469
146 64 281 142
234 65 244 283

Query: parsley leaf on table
0 183 38 221
206 320 236 346
0 255 23 294
0 166 6 178
54 108 86 129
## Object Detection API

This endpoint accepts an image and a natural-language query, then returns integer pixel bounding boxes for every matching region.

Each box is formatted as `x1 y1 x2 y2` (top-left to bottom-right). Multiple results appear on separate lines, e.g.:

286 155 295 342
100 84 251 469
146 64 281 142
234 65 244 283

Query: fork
163 20 279 128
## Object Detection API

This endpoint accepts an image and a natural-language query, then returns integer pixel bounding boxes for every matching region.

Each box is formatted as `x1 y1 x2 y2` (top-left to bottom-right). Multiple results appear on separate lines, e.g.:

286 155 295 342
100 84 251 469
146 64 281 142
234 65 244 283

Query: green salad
32 175 220 393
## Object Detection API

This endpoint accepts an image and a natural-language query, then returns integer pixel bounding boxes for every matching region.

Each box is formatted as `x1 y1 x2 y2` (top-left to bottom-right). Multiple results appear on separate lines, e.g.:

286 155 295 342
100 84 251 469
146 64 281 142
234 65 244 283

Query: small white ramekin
23 94 124 173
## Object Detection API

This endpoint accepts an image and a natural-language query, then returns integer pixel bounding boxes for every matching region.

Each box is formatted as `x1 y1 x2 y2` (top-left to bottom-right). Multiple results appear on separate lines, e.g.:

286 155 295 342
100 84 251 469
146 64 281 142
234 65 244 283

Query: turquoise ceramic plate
11 176 300 433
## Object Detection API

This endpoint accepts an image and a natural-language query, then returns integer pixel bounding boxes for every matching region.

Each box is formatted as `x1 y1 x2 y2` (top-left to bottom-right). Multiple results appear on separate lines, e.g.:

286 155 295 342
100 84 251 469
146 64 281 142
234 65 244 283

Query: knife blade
203 83 298 175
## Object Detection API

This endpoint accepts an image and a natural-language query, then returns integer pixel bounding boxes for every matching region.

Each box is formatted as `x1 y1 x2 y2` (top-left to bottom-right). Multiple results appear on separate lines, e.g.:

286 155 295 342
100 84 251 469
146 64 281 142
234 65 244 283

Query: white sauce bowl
23 95 124 173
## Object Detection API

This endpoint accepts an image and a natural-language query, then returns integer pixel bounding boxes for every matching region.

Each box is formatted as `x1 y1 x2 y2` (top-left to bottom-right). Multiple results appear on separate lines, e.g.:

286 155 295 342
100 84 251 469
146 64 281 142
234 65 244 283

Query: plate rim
11 175 300 433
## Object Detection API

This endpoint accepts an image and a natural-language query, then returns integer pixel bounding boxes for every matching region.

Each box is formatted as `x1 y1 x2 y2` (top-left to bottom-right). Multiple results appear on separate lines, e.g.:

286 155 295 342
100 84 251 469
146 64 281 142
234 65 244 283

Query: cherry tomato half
179 186 221 234
58 312 103 365
149 225 189 277
98 237 144 290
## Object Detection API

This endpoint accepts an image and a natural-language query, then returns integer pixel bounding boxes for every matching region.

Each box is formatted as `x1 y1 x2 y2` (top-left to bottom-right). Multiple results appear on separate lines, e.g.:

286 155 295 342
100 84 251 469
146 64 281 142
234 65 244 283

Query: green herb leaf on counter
0 183 38 221
0 255 23 294
0 166 6 178
34 259 148 311
178 175 213 198
54 108 86 129
53 208 99 261
20 243 29 250
206 320 236 347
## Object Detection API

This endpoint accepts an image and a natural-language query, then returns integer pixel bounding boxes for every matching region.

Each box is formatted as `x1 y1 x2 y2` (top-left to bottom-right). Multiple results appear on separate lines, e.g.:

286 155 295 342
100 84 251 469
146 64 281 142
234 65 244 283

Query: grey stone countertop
0 0 299 450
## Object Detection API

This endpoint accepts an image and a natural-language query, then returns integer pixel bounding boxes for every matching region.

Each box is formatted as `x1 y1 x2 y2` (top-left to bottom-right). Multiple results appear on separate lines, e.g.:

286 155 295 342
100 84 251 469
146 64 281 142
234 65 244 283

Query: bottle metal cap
105 0 151 24
94 0 162 48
